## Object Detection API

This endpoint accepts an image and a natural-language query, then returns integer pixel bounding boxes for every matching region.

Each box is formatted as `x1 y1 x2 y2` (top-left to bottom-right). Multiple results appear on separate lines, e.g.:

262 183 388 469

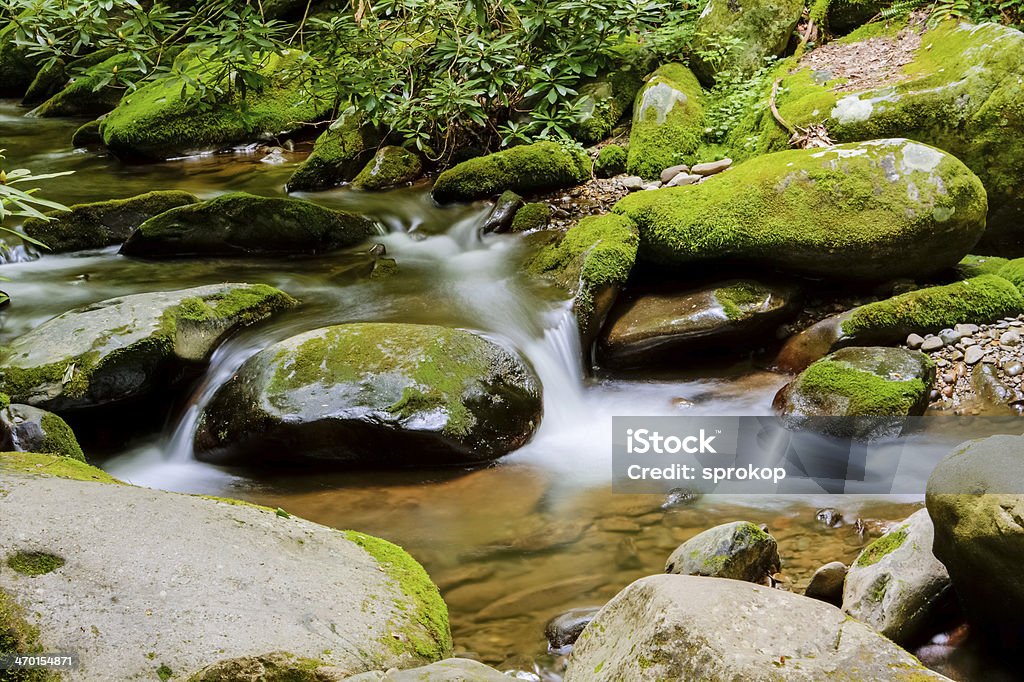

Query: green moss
0 587 58 681
856 526 909 567
957 254 1010 279
0 451 121 483
996 258 1024 293
37 412 85 462
22 190 199 253
352 146 423 191
34 52 136 118
432 141 592 203
286 114 382 192
509 203 551 232
22 57 66 107
6 551 65 576
101 49 333 160
613 139 988 282
343 531 452 663
797 355 931 416
0 19 38 98
594 144 627 178
689 0 804 84
157 664 174 681
626 64 705 179
841 275 1024 341
0 393 9 410
716 282 768 321
570 42 655 144
175 284 297 327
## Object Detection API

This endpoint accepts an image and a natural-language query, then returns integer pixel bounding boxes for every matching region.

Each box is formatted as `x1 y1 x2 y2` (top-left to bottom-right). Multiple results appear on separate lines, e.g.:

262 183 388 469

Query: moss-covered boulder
570 43 656 144
773 346 934 440
285 114 382 192
193 323 543 467
0 460 452 678
776 275 1024 370
614 139 988 282
71 118 104 148
625 64 705 179
957 254 1009 279
665 521 781 583
510 202 551 233
842 509 954 646
100 49 332 160
21 57 67 108
598 280 798 368
0 283 296 411
352 146 423 191
526 214 639 356
22 190 198 253
594 144 627 178
689 0 804 85
732 21 1024 249
0 21 37 98
0 403 84 461
431 141 592 204
33 52 136 118
997 257 1024 293
563 574 952 681
120 192 379 257
926 435 1024 647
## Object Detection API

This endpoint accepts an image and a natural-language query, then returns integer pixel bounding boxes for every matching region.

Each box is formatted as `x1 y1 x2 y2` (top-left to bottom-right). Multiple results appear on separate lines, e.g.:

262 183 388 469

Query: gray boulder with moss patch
0 403 84 462
626 63 705 179
23 190 198 253
926 434 1024 646
665 521 780 583
563 574 952 681
690 0 804 85
286 114 382 192
732 21 1024 249
525 215 639 357
0 283 296 411
613 139 988 282
0 456 452 680
570 43 656 144
193 323 542 467
776 275 1024 371
345 658 509 681
773 347 934 440
353 146 423 191
431 141 592 204
120 192 378 257
842 509 954 645
598 280 798 367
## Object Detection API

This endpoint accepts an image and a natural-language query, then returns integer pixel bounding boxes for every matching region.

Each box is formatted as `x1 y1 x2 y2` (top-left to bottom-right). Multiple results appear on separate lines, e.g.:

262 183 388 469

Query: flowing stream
1 101 1011 680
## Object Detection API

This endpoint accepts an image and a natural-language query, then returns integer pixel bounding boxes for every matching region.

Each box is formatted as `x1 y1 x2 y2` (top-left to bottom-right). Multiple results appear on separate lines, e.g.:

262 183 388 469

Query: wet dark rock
194 323 543 467
545 607 602 654
970 363 1013 405
598 280 799 368
481 191 524 234
816 508 843 527
805 561 847 606
665 521 780 583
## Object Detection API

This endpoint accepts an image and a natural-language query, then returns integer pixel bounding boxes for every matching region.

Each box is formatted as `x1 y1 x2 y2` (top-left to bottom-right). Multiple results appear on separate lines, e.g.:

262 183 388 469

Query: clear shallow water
0 100 1012 679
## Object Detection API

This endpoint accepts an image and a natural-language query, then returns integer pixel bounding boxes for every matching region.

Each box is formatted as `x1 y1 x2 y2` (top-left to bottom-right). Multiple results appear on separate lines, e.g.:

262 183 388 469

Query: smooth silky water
1 101 1012 680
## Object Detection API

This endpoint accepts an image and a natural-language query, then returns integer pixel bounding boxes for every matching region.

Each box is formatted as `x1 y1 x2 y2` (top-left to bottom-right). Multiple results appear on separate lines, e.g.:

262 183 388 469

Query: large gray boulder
842 509 954 645
0 283 296 411
564 574 951 681
665 521 780 583
120 192 379 257
0 402 84 461
926 434 1024 646
0 456 452 680
194 323 542 467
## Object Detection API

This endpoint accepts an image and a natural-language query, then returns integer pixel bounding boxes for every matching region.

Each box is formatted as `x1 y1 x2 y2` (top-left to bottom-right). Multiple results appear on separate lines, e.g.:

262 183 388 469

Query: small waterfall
0 243 36 265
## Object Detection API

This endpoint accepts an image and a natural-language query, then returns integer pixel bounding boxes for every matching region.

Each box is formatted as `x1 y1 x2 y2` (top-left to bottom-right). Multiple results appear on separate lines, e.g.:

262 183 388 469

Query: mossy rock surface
23 190 198 253
773 346 934 440
0 466 452 679
21 57 66 108
286 114 382 192
613 139 988 282
431 141 592 203
0 405 84 461
957 254 1010 279
33 52 136 118
509 202 551 233
526 214 639 346
193 323 543 467
71 118 104 148
729 21 1024 249
626 63 705 179
120 192 379 257
0 451 120 484
0 283 296 411
563 574 952 681
689 0 804 85
664 521 780 583
0 20 37 98
599 279 799 368
352 145 423 191
100 49 332 160
570 43 656 144
594 144 627 178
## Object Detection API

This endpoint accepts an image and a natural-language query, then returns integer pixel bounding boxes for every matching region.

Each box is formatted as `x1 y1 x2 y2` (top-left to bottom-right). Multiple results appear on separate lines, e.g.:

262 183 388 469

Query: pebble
1005 361 1024 377
622 176 644 191
955 323 980 335
959 337 976 347
691 158 732 176
939 328 961 345
1000 330 1020 346
964 345 986 365
665 172 702 188
906 333 924 349
921 336 945 352
660 164 690 183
